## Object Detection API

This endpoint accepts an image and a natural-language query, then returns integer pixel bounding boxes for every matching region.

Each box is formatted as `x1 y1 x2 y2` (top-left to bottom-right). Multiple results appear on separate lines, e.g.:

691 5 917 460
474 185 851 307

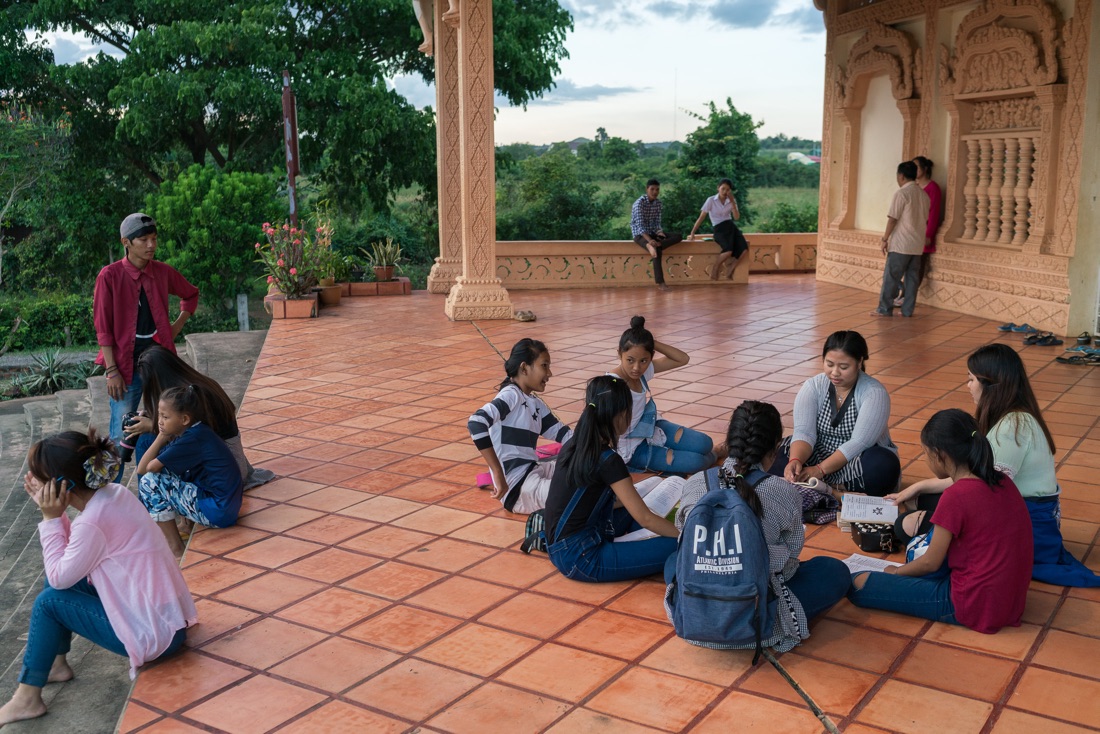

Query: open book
840 494 898 524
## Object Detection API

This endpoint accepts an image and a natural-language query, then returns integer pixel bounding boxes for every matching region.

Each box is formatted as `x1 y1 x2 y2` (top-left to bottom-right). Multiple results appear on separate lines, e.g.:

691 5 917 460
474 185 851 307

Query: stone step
56 389 93 435
86 375 110 442
185 331 267 409
22 400 61 442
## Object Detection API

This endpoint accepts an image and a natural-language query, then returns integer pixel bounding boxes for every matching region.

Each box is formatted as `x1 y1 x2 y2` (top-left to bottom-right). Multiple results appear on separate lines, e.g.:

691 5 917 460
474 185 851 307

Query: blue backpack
664 466 776 663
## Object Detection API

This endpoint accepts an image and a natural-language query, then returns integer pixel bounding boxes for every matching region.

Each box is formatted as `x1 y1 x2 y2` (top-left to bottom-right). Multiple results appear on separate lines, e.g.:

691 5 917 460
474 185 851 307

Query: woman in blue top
769 330 900 496
136 384 243 558
610 316 717 475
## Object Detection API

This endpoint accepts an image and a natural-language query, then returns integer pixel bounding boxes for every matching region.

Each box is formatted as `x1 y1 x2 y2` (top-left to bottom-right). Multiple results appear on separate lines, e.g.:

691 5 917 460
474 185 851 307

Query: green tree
147 165 282 317
679 98 762 222
497 148 617 240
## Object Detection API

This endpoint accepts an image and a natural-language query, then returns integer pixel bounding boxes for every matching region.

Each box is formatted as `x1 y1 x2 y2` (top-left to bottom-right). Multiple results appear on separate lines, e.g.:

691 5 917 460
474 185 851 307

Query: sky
394 0 828 145
40 0 827 146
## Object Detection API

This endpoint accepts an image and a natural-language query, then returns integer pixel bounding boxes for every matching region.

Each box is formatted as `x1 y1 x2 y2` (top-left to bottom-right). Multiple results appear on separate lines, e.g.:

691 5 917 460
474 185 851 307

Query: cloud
567 0 821 33
47 33 126 64
560 0 643 25
709 0 779 28
391 74 437 109
50 38 85 64
773 6 825 35
529 78 645 106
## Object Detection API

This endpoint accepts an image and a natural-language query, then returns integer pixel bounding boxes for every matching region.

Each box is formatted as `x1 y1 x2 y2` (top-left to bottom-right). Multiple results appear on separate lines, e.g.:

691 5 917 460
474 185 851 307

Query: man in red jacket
94 213 199 465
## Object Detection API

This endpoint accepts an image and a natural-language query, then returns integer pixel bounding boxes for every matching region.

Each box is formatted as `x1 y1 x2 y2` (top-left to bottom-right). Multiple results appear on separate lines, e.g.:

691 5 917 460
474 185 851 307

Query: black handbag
853 522 902 553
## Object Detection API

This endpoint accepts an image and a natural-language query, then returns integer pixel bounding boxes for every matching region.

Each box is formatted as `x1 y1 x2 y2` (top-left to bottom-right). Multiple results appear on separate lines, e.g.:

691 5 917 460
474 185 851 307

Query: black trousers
634 231 683 284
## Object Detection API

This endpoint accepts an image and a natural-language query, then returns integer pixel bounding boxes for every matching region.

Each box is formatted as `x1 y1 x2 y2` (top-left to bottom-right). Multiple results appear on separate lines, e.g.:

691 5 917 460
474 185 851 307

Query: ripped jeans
627 419 715 475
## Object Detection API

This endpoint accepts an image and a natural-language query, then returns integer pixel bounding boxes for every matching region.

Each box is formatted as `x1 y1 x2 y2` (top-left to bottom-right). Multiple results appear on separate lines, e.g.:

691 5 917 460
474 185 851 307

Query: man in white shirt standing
871 161 930 317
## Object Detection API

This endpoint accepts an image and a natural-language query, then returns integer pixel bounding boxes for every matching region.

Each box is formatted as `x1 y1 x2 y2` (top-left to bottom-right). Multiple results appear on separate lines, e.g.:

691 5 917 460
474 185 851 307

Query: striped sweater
468 384 573 495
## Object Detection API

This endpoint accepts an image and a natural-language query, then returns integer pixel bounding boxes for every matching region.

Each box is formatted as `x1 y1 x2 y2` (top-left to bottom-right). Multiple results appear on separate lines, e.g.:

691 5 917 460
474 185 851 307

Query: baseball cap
120 213 157 241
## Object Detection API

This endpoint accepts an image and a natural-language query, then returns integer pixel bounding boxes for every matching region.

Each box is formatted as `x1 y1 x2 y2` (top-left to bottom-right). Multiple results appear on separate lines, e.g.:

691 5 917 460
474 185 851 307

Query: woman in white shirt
688 178 749 280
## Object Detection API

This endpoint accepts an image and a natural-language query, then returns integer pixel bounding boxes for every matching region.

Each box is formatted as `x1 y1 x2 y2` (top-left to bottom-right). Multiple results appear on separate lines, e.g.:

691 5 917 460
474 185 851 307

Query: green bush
0 294 95 351
759 202 819 233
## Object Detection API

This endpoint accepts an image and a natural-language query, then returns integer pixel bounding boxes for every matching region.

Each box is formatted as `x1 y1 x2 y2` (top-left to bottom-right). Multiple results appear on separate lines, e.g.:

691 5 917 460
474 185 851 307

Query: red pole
282 70 300 226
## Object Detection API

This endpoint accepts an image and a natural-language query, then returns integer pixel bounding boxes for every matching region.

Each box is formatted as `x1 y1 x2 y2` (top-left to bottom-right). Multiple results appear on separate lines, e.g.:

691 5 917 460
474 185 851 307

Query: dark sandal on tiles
998 323 1017 331
1056 354 1100 365
1023 331 1050 345
1077 332 1093 345
1034 334 1064 346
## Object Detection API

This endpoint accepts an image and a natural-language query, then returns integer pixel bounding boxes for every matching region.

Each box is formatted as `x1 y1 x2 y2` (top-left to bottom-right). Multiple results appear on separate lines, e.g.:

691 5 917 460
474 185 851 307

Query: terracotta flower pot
319 277 336 288
264 292 318 319
373 265 395 282
318 284 342 306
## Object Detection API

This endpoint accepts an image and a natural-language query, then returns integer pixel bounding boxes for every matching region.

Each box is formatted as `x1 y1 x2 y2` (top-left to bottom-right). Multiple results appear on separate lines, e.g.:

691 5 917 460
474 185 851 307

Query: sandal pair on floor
1023 331 1063 346
1055 353 1100 365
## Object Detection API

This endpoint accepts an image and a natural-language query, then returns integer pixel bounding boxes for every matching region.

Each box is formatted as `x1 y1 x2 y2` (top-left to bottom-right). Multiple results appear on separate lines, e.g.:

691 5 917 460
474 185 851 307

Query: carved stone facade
818 0 1097 334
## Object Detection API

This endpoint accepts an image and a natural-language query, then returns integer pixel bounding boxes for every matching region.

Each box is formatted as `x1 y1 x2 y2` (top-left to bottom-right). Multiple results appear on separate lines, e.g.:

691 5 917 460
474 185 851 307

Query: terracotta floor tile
743 653 877 717
461 550 556 588
479 592 590 638
287 485 373 511
894 641 1019 701
795 619 909 673
416 623 539 676
334 447 408 471
343 604 461 653
345 657 481 721
235 504 326 533
606 581 670 622
556 610 672 660
639 637 756 687
1032 629 1100 678
922 621 1042 659
341 560 446 600
1010 666 1100 726
247 477 327 503
693 690 827 733
1052 597 1100 637
185 598 261 646
825 598 931 637
339 524 434 557
587 667 723 731
138 720 208 733
282 514 378 544
211 571 326 614
200 617 327 670
235 494 274 517
991 709 1099 734
186 526 271 556
498 643 626 703
532 574 635 606
1022 589 1062 626
276 586 390 631
406 575 516 618
179 549 209 568
131 650 249 712
280 546 380 583
427 681 572 734
267 636 400 693
439 487 505 513
399 537 499 573
332 469 414 494
338 494 425 522
448 516 527 548
387 477 469 503
181 558 265 597
857 679 992 734
117 701 160 733
392 504 482 534
276 701 407 734
384 454 459 477
545 708 662 733
184 673 326 734
224 535 326 568
289 462 367 486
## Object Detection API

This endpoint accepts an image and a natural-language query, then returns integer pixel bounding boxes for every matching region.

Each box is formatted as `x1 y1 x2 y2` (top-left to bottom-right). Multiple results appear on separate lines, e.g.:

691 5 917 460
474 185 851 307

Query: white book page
840 494 899 523
843 554 902 573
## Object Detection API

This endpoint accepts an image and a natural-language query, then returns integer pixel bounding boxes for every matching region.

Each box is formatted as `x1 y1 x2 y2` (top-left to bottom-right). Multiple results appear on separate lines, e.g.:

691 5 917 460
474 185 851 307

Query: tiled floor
119 277 1100 733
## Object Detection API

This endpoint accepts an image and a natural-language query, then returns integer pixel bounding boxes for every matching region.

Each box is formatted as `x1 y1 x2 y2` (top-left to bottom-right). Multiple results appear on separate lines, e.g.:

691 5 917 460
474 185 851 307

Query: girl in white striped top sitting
468 339 573 514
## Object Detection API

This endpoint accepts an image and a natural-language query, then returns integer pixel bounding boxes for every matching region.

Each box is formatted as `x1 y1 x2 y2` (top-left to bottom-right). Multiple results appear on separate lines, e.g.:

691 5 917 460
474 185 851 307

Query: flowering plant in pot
256 221 323 299
360 238 403 282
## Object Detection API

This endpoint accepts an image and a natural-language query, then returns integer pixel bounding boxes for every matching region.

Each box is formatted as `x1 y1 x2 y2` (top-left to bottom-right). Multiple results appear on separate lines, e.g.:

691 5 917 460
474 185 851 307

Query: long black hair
28 428 116 493
557 375 631 490
920 408 1005 488
822 330 869 372
725 401 783 518
498 338 548 390
967 343 1055 454
618 315 655 355
137 346 238 437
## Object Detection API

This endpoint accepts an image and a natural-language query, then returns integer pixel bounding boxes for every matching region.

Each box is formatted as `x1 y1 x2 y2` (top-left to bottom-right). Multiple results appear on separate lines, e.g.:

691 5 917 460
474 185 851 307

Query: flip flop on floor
1034 334 1064 346
1056 354 1100 365
1023 332 1050 345
1078 332 1093 345
1011 323 1038 333
998 323 1018 331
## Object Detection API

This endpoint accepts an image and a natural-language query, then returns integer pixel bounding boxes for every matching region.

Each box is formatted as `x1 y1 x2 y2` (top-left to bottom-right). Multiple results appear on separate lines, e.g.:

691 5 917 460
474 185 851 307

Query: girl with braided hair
137 384 243 558
0 430 194 727
675 401 850 651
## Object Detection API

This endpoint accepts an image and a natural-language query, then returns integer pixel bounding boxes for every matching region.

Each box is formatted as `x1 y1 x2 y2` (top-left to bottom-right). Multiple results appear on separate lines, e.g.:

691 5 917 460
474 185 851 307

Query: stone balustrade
494 233 817 289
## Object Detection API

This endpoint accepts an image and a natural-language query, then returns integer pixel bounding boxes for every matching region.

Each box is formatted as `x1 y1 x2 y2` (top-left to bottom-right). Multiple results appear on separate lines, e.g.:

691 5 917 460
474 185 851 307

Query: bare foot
0 689 47 727
709 266 719 281
726 265 738 280
657 283 671 292
646 242 658 259
869 310 891 317
47 658 74 684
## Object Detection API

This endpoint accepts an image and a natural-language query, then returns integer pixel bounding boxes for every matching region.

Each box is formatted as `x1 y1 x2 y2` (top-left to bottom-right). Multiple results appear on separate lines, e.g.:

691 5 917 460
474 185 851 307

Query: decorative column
987 138 1004 241
828 107 861 230
426 0 464 293
975 138 992 240
999 138 1018 244
1026 85 1067 253
1014 137 1034 245
444 0 513 320
963 138 979 239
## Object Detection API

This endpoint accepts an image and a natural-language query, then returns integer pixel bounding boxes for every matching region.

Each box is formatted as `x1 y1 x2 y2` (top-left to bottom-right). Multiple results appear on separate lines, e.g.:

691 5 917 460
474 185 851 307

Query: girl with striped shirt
468 339 573 514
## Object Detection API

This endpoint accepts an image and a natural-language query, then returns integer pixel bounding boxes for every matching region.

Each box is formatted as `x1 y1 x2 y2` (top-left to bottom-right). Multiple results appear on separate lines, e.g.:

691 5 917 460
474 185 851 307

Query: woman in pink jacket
0 429 196 727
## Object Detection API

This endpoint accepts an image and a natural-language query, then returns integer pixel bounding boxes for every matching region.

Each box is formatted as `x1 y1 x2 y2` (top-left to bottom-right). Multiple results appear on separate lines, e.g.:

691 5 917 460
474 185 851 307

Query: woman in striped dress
769 330 901 496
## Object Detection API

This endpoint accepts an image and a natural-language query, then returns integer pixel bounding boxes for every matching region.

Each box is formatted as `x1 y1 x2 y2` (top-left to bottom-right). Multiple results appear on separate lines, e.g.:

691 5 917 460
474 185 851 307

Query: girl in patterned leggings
137 385 242 558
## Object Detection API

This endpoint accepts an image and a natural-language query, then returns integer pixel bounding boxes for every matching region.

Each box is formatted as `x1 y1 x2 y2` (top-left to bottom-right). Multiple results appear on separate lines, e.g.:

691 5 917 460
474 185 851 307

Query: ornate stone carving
972 98 1042 130
1052 0 1093 256
836 21 919 107
427 0 463 294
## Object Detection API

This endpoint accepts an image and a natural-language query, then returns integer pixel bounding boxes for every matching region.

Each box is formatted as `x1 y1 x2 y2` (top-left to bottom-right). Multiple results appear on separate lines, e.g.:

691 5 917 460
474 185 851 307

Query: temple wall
818 0 1097 334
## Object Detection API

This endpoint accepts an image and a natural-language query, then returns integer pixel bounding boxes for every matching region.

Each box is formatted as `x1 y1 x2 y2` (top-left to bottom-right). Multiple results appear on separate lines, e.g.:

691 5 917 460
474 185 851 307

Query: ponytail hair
618 315 655 356
557 375 631 491
920 408 1005 488
724 400 783 518
498 338 548 391
913 156 934 177
28 428 118 493
160 384 210 426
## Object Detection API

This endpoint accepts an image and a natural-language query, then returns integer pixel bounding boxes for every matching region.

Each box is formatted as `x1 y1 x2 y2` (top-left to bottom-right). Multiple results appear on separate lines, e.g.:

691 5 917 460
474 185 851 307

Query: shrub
0 293 95 351
759 202 819 233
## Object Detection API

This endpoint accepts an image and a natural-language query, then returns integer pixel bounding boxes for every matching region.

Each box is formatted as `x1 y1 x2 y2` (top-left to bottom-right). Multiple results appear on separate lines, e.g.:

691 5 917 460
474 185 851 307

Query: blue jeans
1027 497 1100 587
133 431 155 471
20 578 186 687
628 419 715 475
786 556 851 620
108 373 143 449
549 506 677 583
846 566 958 625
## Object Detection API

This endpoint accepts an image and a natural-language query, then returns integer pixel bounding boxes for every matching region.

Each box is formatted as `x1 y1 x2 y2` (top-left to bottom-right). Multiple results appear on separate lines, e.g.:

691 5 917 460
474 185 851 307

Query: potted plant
256 221 323 318
311 215 342 306
361 238 403 282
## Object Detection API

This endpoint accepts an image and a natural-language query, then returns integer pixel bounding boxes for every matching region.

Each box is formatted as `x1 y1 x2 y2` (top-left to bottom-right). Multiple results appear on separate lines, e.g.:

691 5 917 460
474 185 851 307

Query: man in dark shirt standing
93 213 199 464
631 178 683 291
